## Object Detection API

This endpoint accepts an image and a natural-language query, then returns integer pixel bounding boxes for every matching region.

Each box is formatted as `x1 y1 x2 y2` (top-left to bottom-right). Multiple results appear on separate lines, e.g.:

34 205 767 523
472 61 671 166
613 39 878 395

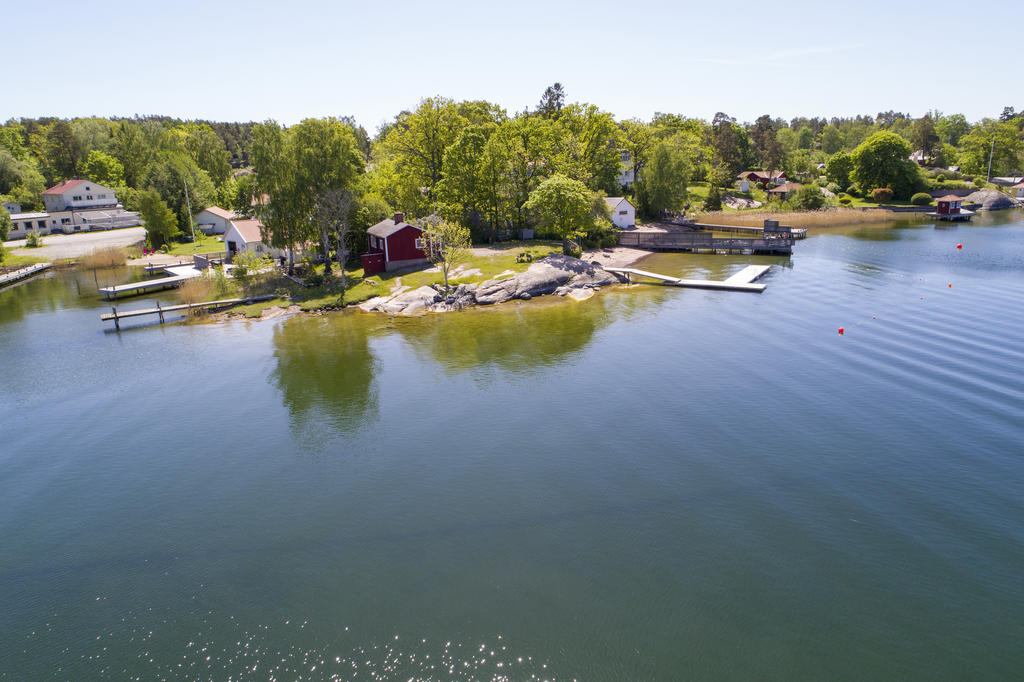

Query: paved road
3 227 146 259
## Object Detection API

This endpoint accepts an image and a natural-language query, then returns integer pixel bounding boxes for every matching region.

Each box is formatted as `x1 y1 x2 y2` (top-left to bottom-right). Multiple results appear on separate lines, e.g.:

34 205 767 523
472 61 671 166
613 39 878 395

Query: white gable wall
608 199 635 228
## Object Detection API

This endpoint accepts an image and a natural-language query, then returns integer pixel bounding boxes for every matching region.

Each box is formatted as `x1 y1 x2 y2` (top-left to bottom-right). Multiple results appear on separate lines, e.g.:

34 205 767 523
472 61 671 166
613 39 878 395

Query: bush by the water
871 187 894 202
846 185 862 197
786 185 826 211
911 193 933 206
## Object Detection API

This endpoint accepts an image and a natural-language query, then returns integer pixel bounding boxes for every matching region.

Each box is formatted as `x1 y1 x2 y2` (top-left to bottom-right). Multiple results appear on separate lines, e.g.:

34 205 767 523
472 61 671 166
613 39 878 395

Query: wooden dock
0 262 52 288
101 295 277 329
618 231 793 255
605 264 770 292
99 265 203 300
692 222 807 239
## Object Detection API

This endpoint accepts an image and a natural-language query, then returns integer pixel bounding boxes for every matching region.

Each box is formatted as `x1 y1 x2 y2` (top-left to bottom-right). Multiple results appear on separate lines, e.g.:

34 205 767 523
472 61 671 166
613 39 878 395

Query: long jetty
101 295 277 329
605 264 770 292
99 264 203 300
0 262 52 288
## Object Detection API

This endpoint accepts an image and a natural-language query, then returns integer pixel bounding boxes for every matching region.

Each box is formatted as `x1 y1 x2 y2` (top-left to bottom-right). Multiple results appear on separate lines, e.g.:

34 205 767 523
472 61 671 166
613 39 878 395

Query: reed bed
176 275 214 306
697 208 925 229
79 247 128 269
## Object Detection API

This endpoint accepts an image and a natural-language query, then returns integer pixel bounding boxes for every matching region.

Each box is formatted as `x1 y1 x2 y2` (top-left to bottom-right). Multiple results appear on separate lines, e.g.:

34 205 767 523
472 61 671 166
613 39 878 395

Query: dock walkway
99 265 203 300
101 295 277 329
0 262 52 288
605 264 770 292
618 231 793 255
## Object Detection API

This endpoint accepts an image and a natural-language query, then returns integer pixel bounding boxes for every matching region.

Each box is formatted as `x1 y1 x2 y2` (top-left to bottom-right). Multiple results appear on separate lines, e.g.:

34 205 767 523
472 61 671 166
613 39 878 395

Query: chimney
393 212 404 224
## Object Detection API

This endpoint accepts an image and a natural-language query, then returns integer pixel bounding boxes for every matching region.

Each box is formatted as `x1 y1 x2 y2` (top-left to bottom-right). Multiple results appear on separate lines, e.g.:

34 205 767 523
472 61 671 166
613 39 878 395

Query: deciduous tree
523 174 594 254
137 188 180 247
851 131 920 198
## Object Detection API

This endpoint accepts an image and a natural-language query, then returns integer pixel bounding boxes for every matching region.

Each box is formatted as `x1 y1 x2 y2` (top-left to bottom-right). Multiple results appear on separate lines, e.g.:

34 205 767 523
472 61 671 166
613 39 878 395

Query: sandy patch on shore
580 246 648 269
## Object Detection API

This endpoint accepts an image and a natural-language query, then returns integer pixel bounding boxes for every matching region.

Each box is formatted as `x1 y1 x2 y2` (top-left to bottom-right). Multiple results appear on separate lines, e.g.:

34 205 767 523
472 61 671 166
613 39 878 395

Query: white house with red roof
193 206 237 235
5 178 139 239
41 179 117 212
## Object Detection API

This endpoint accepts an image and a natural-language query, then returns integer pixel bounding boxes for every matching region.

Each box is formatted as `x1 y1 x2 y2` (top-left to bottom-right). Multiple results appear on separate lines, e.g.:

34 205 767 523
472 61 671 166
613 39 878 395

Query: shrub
935 173 945 182
703 186 722 211
787 185 827 211
846 184 862 197
305 271 325 287
177 275 213 305
911 193 933 206
25 231 43 248
839 197 851 205
871 187 894 202
973 177 985 188
826 182 841 194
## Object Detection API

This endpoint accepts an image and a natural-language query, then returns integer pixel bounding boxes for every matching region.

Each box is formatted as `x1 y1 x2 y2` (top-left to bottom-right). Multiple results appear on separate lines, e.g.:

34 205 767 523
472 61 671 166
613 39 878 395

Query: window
87 195 93 200
61 217 71 225
619 210 628 215
98 194 106 199
414 237 426 249
37 221 46 229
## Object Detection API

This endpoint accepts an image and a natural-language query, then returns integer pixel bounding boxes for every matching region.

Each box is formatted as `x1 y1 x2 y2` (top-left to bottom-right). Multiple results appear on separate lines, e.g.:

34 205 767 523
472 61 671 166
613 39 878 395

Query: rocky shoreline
357 255 622 315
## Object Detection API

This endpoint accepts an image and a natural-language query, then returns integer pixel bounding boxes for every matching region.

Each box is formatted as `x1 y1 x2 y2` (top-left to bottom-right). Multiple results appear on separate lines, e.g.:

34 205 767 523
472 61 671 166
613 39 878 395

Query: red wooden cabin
361 213 428 274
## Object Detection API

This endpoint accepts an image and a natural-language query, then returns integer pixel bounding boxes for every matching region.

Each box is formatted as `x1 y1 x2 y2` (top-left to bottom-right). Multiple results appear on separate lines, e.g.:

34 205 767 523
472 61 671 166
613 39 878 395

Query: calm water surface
2 213 1023 680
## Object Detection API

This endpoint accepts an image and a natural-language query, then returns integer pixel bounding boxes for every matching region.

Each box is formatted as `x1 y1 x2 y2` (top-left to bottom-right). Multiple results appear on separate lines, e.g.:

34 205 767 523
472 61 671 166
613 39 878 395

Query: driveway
4 227 146 259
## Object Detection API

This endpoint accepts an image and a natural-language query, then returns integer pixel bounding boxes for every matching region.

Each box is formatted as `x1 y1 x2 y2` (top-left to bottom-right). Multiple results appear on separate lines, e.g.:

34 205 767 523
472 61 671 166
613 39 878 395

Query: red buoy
957 243 963 249
948 283 952 288
838 327 845 335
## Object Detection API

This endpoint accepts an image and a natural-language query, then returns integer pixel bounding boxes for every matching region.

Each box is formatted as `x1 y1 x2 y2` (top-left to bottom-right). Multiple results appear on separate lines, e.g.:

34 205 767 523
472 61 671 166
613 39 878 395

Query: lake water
2 212 1023 680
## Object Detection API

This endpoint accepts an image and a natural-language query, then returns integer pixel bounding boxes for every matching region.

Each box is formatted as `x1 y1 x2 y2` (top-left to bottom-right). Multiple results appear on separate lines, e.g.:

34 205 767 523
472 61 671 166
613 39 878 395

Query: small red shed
935 195 963 215
361 212 428 274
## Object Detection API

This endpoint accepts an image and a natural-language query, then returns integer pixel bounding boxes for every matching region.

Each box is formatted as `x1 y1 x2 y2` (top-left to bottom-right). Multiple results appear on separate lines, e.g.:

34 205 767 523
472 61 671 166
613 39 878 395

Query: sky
5 0 1018 133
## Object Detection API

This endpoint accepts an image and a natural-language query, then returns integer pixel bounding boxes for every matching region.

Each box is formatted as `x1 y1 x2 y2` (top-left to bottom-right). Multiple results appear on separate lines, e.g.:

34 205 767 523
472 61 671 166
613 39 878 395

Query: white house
6 180 139 237
193 206 237 235
616 150 634 187
604 197 636 228
41 179 117 212
224 218 282 261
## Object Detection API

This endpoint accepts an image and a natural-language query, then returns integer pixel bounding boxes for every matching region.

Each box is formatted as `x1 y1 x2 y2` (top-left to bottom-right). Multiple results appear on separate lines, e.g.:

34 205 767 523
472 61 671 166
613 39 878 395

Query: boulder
378 285 440 314
475 276 519 305
964 189 1015 211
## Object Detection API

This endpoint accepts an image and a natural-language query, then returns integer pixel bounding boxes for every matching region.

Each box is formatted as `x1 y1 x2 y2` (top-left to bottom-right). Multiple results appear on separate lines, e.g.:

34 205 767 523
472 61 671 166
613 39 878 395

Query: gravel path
4 227 146 259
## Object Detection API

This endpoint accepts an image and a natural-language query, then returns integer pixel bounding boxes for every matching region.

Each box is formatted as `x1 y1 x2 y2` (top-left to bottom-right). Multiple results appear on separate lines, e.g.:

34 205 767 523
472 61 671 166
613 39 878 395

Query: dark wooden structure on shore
619 219 794 255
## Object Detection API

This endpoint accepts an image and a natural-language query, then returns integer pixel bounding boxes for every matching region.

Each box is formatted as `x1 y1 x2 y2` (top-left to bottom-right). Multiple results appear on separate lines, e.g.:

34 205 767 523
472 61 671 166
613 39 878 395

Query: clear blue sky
7 0 1017 132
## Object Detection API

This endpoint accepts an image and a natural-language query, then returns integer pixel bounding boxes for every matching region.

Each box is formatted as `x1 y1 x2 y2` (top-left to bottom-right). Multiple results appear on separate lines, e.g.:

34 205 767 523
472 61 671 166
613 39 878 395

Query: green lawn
163 234 226 256
1 251 49 268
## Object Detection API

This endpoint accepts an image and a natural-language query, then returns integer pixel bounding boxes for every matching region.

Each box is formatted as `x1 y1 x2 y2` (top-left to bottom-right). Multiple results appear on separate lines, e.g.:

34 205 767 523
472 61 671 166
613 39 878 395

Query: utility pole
987 135 995 183
183 177 196 247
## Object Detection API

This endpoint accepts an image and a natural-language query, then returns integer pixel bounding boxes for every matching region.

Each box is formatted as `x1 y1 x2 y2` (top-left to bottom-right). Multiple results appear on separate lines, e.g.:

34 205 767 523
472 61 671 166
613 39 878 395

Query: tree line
2 87 1022 262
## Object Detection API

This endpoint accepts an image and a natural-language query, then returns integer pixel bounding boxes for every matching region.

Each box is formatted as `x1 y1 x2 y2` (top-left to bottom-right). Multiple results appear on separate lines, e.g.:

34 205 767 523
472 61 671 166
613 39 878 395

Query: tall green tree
958 120 1023 178
137 188 180 247
523 174 594 254
825 151 854 189
536 83 566 119
45 121 85 181
291 117 365 271
250 120 303 272
378 97 468 213
635 139 691 218
140 152 215 233
820 125 845 154
851 131 920 197
81 150 124 188
438 126 488 234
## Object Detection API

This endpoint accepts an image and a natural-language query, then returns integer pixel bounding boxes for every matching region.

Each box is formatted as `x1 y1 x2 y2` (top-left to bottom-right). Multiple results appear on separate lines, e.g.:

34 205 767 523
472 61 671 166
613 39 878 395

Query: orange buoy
948 283 952 288
838 327 845 335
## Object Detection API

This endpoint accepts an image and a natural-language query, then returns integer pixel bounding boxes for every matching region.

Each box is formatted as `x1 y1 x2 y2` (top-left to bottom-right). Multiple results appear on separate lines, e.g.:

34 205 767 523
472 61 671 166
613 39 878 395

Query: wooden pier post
157 301 164 324
111 307 120 330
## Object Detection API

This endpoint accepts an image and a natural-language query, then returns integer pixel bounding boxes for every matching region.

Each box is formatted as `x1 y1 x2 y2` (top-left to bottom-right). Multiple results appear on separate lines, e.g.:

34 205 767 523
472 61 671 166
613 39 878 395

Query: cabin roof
199 206 236 220
936 194 964 202
768 182 803 193
367 218 421 238
229 219 264 243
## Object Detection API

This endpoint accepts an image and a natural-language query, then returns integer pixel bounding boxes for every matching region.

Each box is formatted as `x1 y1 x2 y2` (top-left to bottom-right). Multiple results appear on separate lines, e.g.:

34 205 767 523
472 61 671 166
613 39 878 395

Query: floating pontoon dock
605 264 771 292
